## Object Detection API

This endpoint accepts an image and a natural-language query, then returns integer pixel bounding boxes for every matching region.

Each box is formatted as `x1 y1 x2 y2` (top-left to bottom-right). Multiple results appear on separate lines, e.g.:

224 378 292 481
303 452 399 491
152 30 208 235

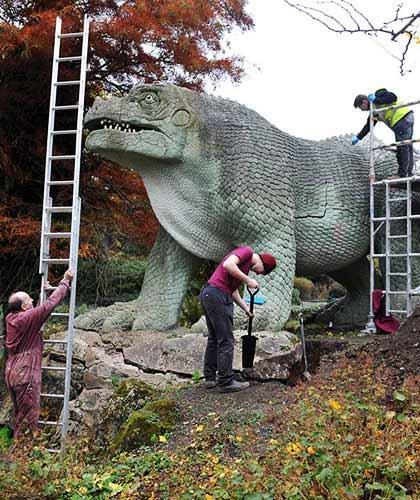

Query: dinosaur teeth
101 119 137 132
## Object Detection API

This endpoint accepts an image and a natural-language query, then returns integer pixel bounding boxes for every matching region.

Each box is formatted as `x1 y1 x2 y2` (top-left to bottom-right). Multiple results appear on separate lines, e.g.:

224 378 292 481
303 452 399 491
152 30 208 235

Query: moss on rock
95 378 178 453
113 398 178 451
114 379 156 400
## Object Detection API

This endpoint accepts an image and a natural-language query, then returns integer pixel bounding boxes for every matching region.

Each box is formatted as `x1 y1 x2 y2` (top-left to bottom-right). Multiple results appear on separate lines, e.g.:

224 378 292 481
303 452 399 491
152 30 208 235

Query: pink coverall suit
5 280 70 438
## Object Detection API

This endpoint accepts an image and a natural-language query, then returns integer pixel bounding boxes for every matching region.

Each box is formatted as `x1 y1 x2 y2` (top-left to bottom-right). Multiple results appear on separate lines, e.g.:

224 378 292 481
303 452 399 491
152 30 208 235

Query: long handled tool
298 311 311 381
242 287 259 369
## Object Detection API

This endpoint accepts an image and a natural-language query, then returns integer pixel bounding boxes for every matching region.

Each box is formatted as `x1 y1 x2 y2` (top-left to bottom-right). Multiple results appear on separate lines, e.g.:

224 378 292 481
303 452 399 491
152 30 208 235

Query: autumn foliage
0 1 253 297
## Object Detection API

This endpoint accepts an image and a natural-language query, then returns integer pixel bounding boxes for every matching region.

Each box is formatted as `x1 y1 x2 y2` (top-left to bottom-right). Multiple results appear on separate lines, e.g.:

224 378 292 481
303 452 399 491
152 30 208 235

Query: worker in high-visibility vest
352 89 415 179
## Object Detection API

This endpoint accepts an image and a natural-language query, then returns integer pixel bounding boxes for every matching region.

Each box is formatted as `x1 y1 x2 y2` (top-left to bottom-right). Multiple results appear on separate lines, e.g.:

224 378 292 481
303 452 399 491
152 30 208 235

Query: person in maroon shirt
200 247 276 393
5 269 73 439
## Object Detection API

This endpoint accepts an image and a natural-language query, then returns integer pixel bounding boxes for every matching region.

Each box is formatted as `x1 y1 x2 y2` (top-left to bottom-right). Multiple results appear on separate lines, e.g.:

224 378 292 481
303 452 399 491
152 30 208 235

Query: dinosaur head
84 84 197 168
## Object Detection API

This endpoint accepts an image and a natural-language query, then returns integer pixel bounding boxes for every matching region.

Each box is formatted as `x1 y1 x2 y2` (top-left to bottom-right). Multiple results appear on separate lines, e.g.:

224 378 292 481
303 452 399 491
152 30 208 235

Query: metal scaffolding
366 98 420 333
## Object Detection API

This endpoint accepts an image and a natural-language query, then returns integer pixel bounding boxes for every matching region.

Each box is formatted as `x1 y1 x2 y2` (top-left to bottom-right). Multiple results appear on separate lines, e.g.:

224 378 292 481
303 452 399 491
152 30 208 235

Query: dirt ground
171 313 420 451
359 307 420 377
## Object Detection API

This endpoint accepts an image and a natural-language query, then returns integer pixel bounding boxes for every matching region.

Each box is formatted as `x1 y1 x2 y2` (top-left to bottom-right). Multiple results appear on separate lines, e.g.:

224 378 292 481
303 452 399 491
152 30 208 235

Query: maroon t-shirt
207 246 253 296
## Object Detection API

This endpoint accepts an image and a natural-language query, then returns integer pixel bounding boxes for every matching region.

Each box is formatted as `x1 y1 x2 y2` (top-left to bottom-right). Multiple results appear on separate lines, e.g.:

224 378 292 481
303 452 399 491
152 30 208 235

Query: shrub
180 260 214 327
291 288 301 305
77 256 147 305
294 277 314 300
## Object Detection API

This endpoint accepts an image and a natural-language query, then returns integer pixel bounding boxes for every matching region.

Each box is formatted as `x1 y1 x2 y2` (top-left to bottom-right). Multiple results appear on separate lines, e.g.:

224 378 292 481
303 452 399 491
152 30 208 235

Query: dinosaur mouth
86 118 163 135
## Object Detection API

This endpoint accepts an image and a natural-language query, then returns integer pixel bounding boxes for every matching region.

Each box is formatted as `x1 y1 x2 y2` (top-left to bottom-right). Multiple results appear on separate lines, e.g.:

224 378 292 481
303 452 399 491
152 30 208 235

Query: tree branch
283 0 420 75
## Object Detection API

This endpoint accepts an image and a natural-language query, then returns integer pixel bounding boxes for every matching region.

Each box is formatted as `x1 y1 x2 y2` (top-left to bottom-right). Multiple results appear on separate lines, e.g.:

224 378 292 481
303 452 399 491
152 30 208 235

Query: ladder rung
388 235 407 239
42 366 66 371
388 291 407 295
45 206 73 213
47 180 75 186
56 56 82 62
388 309 407 314
373 216 406 221
390 253 420 257
44 339 68 344
51 312 70 317
38 420 63 426
41 393 65 399
44 232 72 238
54 80 81 86
52 105 79 110
373 215 420 221
51 130 78 135
42 258 70 264
58 32 84 38
389 272 408 276
48 154 76 160
372 253 420 257
388 198 408 202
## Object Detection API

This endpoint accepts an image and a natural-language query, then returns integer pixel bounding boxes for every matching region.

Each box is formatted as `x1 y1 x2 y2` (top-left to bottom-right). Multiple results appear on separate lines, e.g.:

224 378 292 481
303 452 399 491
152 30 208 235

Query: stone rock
68 387 113 431
83 371 113 390
49 327 301 433
190 316 207 333
135 370 187 387
48 329 103 363
123 330 302 381
243 331 302 381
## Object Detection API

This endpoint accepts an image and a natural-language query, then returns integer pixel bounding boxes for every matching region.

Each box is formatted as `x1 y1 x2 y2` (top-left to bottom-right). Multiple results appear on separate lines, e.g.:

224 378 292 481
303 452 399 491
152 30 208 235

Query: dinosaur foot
74 300 177 333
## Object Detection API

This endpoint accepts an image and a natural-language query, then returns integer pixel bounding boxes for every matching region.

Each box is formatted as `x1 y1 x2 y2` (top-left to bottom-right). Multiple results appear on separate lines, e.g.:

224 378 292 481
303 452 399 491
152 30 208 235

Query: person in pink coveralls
5 269 73 439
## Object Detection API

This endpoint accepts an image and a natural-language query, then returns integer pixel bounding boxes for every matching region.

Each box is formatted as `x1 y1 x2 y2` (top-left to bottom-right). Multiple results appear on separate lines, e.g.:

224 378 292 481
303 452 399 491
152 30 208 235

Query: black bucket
241 286 259 369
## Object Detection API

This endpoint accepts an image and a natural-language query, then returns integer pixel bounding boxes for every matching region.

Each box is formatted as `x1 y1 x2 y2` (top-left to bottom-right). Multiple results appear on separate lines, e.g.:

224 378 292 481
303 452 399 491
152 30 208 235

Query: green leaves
393 390 407 402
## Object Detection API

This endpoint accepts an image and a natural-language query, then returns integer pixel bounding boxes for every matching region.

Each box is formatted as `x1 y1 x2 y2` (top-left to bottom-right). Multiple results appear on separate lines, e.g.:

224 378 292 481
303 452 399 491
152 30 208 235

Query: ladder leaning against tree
366 97 420 333
38 15 90 452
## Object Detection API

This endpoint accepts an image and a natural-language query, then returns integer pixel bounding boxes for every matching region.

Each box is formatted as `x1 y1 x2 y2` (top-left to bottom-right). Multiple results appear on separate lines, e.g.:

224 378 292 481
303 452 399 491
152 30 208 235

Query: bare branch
392 10 420 40
336 0 376 30
400 31 414 75
283 0 420 75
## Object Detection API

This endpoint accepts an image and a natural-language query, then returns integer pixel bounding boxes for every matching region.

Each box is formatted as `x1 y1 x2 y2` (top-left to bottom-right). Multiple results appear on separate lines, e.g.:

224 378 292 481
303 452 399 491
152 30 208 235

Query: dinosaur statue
76 83 418 333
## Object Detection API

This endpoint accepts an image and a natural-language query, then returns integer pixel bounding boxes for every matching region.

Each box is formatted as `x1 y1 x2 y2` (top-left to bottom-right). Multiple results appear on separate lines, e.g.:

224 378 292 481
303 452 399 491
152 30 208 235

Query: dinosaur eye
140 92 159 108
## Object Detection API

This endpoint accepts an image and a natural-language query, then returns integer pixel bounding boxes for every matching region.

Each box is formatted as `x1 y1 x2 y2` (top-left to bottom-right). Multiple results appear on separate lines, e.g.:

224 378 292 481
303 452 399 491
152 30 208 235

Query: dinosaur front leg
131 226 201 330
75 227 200 332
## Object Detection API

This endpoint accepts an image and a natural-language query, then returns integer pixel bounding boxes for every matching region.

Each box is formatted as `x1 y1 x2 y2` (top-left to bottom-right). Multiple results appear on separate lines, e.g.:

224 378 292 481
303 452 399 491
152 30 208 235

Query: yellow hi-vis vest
374 100 411 128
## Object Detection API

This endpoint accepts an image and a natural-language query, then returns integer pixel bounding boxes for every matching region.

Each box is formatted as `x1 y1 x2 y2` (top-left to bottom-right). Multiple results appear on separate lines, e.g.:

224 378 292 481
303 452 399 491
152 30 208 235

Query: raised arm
24 269 74 331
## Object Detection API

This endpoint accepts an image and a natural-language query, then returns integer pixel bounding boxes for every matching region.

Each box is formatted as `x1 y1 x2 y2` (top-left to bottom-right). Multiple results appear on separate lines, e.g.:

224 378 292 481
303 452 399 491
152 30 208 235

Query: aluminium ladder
38 15 90 451
367 98 420 333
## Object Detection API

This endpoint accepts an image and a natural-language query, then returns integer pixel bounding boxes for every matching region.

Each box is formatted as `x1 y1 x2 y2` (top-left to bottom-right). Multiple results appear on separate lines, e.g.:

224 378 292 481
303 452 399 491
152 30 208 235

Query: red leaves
0 0 253 261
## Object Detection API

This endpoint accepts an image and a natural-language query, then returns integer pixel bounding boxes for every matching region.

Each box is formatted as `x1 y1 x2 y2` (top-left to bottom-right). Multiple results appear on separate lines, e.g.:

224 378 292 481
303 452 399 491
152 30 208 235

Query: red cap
259 253 276 275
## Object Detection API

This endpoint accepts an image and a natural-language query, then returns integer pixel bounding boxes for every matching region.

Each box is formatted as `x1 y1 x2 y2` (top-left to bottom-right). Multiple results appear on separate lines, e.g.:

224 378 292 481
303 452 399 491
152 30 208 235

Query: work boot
203 379 217 389
218 380 250 394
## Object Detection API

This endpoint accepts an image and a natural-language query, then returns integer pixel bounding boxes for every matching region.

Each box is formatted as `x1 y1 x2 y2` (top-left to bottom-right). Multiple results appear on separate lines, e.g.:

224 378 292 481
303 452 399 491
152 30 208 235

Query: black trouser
392 112 414 177
199 285 234 386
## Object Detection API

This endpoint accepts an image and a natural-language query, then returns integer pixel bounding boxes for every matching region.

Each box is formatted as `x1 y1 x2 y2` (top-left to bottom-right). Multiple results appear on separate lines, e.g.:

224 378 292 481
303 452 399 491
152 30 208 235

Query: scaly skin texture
76 83 413 332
